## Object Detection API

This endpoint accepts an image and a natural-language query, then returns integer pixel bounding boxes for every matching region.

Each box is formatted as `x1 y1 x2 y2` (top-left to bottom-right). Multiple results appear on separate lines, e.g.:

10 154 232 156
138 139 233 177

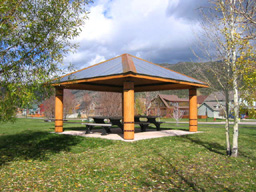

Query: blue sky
64 0 209 69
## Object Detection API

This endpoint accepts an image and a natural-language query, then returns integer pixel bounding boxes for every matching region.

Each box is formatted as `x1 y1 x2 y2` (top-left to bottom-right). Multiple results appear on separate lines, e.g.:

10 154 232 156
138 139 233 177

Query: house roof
159 94 189 102
157 94 207 108
157 94 188 108
53 53 208 92
205 91 234 102
197 95 208 104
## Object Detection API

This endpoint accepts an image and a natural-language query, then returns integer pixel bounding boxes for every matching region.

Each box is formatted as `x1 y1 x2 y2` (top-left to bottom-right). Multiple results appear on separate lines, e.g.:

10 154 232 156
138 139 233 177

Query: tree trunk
232 80 239 157
225 118 231 155
230 0 239 157
225 90 231 155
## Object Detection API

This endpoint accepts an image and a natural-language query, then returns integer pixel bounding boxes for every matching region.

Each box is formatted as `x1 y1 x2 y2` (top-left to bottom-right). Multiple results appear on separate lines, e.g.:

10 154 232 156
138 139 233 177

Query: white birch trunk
225 90 231 155
229 0 239 157
232 81 239 157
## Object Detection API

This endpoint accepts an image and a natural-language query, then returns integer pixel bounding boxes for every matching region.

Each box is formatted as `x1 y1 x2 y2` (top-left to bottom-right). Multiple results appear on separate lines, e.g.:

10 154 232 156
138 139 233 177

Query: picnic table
85 116 124 135
107 116 150 132
109 117 123 132
135 116 164 131
86 115 164 135
85 122 112 135
89 116 112 134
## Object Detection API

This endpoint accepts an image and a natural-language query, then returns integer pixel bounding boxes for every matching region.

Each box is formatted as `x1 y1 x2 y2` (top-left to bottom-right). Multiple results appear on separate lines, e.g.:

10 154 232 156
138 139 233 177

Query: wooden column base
189 119 197 132
123 81 135 140
55 88 64 132
189 88 197 132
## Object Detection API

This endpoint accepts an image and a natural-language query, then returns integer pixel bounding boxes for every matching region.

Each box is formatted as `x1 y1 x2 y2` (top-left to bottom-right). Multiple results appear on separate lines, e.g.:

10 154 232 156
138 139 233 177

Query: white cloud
63 0 204 68
78 4 113 42
87 54 106 66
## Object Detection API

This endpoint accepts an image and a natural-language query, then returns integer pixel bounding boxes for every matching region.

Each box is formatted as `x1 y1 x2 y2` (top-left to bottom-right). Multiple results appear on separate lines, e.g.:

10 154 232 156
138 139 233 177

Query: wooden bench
84 123 112 135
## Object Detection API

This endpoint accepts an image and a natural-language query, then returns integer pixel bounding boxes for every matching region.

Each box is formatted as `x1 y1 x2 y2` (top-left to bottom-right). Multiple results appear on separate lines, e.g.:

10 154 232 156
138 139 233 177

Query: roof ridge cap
122 54 137 73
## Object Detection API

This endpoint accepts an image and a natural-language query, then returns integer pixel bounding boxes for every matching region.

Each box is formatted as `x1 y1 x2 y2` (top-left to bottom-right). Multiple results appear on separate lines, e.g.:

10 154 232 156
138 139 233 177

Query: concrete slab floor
54 128 202 142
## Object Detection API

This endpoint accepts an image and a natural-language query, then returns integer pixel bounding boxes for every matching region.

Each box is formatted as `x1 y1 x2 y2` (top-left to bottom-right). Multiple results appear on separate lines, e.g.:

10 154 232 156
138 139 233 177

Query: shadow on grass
182 135 225 155
238 150 256 162
0 130 113 166
138 152 235 192
63 126 88 131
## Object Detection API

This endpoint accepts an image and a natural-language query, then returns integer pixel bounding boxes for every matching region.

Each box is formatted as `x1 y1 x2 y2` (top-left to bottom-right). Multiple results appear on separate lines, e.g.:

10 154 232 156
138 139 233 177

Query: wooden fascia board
59 83 122 92
132 74 209 88
52 73 208 90
52 74 126 86
135 83 192 92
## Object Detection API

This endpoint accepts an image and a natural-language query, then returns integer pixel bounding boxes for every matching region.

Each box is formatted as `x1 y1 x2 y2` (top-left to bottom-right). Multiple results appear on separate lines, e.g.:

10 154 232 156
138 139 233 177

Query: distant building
150 94 189 117
198 91 234 118
150 94 208 117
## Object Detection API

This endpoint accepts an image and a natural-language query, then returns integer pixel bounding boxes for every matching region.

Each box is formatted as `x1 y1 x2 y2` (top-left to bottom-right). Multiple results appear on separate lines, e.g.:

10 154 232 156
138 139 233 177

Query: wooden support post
189 88 197 132
123 81 134 140
55 88 64 132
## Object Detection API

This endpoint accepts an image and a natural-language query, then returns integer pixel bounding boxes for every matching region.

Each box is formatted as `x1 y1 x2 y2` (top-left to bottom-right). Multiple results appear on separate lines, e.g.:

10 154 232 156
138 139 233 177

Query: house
73 101 97 118
198 102 224 118
149 94 190 117
198 91 234 118
150 94 208 117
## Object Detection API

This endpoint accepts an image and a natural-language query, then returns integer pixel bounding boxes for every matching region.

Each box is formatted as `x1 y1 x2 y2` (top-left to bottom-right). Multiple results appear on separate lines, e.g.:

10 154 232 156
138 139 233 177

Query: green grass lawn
0 118 255 191
161 117 248 122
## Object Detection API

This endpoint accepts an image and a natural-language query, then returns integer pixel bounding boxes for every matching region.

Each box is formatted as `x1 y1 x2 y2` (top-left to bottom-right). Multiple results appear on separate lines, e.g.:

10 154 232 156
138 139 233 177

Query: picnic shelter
52 53 208 140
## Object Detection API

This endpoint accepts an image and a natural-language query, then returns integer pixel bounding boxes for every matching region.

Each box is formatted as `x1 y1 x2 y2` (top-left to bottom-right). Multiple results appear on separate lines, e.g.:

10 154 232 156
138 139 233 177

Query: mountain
159 62 212 96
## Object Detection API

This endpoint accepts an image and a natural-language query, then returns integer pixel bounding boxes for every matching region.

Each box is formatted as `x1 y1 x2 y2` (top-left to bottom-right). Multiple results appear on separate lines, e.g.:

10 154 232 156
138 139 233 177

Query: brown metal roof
53 53 208 92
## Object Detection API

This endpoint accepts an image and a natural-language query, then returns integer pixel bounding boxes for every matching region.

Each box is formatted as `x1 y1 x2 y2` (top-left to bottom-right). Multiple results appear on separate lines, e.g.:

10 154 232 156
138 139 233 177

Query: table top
90 116 160 120
90 116 122 119
135 115 160 118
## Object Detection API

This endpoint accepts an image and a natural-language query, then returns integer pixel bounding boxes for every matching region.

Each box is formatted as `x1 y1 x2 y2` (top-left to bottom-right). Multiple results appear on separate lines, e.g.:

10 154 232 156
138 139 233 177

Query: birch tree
195 0 255 157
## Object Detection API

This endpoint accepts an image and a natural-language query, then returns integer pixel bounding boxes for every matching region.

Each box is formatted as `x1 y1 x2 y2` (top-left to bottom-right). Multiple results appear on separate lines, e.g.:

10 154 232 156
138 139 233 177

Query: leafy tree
0 0 91 122
135 97 145 115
